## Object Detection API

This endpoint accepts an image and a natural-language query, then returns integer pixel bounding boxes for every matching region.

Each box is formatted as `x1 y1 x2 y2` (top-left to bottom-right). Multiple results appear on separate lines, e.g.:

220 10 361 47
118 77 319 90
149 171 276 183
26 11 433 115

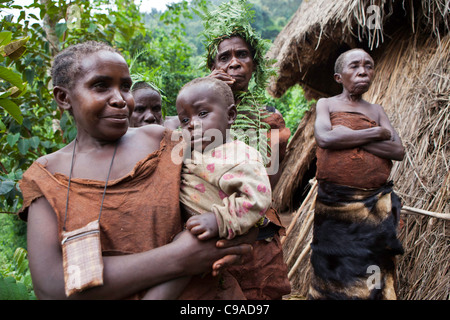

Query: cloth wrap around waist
316 112 392 189
308 181 404 300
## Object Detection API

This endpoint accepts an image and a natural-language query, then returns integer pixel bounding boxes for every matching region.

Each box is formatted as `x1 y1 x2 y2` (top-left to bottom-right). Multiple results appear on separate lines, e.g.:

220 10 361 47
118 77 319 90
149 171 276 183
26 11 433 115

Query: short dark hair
179 77 234 106
334 48 371 74
131 81 160 95
51 41 120 89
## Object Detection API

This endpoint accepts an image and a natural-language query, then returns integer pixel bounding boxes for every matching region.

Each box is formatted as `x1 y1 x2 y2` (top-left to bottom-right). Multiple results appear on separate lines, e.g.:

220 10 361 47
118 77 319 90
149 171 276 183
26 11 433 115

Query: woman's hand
212 227 258 276
208 68 235 86
172 229 255 277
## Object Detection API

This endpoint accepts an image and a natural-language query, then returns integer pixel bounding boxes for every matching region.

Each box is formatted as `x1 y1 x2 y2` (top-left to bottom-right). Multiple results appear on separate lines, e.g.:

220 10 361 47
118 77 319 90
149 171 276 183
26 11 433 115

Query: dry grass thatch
271 0 449 300
267 0 450 99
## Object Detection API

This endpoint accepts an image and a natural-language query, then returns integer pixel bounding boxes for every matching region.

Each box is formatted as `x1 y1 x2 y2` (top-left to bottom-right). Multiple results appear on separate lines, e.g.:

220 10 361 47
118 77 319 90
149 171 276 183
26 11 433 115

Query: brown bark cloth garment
19 129 245 300
316 111 392 189
310 112 404 300
227 111 292 300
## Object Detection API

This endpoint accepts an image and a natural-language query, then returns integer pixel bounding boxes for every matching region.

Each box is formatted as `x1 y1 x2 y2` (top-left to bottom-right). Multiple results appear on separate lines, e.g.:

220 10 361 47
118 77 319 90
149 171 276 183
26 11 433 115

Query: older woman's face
212 36 255 92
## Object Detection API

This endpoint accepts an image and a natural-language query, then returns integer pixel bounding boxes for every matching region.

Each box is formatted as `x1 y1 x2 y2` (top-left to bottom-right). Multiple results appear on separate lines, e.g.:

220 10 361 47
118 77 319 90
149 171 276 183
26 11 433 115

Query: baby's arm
186 212 219 240
213 159 272 240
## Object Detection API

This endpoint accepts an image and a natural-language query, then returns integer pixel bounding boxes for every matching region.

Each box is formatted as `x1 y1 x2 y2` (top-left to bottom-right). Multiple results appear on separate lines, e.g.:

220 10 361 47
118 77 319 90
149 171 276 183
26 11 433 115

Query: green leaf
0 99 23 124
6 132 20 147
17 138 30 155
28 136 40 149
3 37 29 60
0 31 12 46
0 276 30 300
0 91 12 98
0 66 25 90
55 22 67 39
88 23 97 33
13 248 28 275
0 118 6 132
24 69 34 86
0 180 15 195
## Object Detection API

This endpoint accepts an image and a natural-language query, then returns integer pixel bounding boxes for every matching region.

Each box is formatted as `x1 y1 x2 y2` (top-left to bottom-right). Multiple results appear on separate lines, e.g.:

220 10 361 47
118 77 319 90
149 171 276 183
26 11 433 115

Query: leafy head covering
201 0 275 94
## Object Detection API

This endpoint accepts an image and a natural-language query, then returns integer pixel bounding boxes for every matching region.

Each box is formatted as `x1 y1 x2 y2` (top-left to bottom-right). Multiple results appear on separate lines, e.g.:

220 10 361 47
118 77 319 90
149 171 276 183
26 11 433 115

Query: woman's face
130 88 162 127
335 50 375 96
212 36 255 93
65 50 134 142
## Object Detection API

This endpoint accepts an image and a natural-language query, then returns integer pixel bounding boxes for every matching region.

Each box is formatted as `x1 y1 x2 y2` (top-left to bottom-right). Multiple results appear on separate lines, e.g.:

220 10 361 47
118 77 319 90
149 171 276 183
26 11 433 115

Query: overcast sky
4 0 182 17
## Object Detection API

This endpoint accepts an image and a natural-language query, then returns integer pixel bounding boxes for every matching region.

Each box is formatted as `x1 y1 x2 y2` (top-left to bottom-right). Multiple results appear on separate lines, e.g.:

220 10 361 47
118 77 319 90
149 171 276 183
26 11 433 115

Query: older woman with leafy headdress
199 0 291 300
202 0 291 187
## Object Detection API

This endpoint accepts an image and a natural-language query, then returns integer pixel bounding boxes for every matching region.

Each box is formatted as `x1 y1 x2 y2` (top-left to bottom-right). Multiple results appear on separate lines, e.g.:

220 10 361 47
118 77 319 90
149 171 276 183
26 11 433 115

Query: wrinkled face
335 49 375 95
67 50 134 141
212 36 255 93
130 88 162 127
176 83 235 152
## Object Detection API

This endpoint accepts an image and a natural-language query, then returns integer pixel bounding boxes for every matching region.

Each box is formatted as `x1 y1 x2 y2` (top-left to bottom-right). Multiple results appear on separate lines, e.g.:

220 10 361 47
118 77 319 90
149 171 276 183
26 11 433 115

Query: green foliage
135 0 210 116
265 84 315 138
0 248 35 300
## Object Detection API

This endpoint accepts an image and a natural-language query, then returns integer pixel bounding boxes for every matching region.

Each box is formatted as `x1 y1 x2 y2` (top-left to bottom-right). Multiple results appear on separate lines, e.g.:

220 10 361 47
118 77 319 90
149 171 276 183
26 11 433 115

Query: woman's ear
53 86 71 111
227 104 237 125
334 73 342 84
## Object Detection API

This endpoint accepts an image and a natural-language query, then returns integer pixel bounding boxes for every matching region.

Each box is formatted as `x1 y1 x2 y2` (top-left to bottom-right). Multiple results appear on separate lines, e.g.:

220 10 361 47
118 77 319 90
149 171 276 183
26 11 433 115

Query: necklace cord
62 139 118 231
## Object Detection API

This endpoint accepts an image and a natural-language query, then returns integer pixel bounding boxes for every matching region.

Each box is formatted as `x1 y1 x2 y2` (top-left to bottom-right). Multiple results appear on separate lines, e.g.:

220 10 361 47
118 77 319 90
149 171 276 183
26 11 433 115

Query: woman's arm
27 197 253 300
360 106 405 161
314 98 392 150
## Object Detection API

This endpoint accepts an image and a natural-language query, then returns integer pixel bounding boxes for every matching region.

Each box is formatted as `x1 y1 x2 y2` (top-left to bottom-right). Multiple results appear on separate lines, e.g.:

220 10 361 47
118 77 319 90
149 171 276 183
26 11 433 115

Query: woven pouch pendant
61 220 104 297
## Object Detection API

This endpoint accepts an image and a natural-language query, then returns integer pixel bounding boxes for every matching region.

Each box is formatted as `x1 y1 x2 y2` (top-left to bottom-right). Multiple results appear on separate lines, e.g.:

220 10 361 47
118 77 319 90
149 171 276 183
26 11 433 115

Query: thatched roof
267 0 449 99
270 0 449 300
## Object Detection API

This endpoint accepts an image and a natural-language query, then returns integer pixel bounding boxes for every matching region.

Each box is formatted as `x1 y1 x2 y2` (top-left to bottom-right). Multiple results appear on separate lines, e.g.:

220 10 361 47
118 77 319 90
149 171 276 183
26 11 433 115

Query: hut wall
365 31 449 300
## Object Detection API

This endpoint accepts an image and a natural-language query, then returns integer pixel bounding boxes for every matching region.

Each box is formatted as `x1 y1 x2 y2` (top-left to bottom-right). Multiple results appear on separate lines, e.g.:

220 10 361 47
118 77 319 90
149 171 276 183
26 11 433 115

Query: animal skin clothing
180 139 272 239
309 181 404 300
19 129 246 300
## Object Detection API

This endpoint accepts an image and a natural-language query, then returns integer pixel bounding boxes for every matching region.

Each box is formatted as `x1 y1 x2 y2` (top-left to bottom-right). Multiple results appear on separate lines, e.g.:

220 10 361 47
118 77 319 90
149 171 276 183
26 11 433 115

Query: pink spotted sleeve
211 158 272 239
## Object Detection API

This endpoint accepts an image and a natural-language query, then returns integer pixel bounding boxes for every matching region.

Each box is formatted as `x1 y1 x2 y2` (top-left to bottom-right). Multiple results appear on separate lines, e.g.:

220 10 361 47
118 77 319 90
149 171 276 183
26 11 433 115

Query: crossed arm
314 98 405 161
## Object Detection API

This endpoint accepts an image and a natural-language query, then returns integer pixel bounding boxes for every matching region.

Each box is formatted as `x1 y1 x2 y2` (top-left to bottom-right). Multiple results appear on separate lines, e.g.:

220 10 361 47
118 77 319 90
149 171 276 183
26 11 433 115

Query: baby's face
176 84 233 152
337 50 374 95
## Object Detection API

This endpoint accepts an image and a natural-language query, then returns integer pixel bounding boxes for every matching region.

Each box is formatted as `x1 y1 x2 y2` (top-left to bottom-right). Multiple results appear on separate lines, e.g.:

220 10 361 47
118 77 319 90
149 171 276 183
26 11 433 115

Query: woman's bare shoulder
35 144 74 174
131 124 166 141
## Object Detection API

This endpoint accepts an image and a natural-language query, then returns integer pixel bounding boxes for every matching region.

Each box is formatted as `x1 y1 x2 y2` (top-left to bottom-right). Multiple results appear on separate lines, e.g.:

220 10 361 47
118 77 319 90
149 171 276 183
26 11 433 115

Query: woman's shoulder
34 143 74 174
126 124 171 152
129 124 166 140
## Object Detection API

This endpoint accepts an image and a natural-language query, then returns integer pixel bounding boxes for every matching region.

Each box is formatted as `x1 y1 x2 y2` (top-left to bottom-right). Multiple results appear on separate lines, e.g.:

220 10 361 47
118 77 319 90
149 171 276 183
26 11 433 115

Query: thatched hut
268 0 449 299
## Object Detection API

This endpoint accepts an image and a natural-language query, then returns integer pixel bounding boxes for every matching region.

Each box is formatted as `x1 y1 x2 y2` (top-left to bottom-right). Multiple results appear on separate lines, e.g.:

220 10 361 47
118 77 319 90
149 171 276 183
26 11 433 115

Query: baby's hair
51 41 120 89
334 48 371 74
131 81 160 95
180 77 234 106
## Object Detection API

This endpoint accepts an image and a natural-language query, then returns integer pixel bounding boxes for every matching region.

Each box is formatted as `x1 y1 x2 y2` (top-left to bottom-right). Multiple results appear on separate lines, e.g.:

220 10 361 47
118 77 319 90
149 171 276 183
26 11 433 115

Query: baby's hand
186 212 219 240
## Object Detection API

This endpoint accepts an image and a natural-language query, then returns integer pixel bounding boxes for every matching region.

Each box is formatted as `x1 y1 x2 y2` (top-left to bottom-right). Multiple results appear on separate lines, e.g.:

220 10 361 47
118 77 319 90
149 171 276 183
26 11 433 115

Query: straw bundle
364 31 450 300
